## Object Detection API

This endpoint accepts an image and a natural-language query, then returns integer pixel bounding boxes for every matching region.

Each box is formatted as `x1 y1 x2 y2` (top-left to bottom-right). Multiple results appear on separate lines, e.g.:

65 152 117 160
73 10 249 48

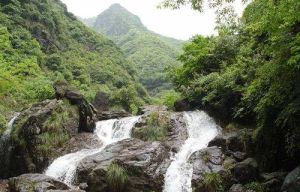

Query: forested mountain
83 4 183 94
0 0 148 131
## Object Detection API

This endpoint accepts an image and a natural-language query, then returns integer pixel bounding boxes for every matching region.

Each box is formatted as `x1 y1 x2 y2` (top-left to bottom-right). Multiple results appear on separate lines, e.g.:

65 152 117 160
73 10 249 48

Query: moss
106 162 128 192
245 182 265 192
37 132 70 154
201 172 224 192
0 114 7 135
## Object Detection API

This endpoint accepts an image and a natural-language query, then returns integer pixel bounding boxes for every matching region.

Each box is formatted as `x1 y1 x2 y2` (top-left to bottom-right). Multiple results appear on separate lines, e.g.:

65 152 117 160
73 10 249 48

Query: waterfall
45 116 140 185
1 113 20 140
163 111 219 192
0 112 20 179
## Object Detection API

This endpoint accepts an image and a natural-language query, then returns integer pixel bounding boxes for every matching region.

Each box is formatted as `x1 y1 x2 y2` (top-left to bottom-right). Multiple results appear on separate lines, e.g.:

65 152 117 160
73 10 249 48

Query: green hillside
0 0 148 125
83 4 183 94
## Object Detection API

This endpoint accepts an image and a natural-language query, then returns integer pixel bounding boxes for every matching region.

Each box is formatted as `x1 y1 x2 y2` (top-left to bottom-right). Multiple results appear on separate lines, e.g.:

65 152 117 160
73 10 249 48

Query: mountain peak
93 3 146 36
109 3 124 9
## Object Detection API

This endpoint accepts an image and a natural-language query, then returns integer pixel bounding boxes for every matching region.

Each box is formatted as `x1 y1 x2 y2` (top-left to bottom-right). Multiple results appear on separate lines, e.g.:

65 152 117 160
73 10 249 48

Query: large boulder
77 138 170 192
189 146 234 191
54 81 96 133
231 158 259 184
92 91 110 111
260 172 286 191
281 166 300 192
8 174 70 192
0 83 98 179
0 99 78 178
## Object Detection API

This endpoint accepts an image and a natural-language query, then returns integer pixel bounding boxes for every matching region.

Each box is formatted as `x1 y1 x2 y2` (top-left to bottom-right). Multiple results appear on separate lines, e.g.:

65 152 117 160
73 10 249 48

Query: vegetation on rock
106 162 129 192
133 111 170 141
0 0 148 122
168 0 300 171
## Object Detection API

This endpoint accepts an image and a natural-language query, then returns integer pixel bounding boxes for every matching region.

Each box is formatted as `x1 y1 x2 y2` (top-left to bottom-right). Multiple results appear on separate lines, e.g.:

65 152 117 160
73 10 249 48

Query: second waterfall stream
163 111 219 192
45 116 141 185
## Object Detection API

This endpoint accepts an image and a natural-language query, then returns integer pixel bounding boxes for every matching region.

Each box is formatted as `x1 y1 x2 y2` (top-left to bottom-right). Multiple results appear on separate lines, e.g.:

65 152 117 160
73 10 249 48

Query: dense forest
0 0 149 133
0 0 299 192
168 0 300 170
83 4 183 95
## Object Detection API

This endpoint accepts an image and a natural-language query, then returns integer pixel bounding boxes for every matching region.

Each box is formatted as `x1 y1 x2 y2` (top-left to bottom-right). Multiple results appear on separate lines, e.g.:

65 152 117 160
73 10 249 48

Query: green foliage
245 182 265 192
133 111 170 141
84 4 183 94
106 162 128 192
171 0 300 170
0 114 7 135
202 172 224 192
0 0 147 116
152 90 181 110
37 100 75 154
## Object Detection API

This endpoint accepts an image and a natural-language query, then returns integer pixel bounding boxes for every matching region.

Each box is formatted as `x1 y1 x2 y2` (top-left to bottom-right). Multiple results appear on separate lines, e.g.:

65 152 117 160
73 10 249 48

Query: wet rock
77 138 170 192
208 135 227 150
231 158 259 184
8 174 70 192
189 146 229 190
92 91 110 111
233 152 247 162
138 105 167 115
96 110 130 121
227 133 244 152
174 99 190 111
165 112 188 150
54 81 96 133
229 184 245 192
56 133 102 155
281 166 300 192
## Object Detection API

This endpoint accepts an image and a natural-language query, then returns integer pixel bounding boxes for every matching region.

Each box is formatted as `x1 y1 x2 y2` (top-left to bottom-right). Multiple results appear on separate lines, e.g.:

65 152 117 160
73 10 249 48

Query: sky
61 0 245 40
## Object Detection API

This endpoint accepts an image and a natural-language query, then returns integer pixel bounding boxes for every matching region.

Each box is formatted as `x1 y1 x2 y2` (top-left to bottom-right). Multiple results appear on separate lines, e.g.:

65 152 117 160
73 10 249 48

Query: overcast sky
61 0 245 40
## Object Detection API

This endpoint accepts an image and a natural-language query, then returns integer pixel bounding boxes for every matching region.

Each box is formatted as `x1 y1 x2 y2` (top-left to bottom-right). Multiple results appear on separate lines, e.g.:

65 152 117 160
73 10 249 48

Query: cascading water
1 113 20 140
45 116 140 185
163 111 219 192
0 112 20 178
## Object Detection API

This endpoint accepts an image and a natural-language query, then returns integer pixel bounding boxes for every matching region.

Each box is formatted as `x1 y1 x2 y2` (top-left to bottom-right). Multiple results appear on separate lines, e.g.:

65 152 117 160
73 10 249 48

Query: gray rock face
96 110 130 121
281 166 300 192
8 174 70 192
165 112 188 152
231 158 259 184
54 82 97 133
77 138 170 192
189 146 229 190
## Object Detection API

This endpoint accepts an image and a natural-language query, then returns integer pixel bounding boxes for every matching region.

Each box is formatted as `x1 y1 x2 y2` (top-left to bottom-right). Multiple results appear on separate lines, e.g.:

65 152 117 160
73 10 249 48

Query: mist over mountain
82 4 183 94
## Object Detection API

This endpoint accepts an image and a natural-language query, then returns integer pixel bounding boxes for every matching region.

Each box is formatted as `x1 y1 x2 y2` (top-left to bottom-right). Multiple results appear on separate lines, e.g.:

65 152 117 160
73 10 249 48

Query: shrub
202 172 224 192
133 111 170 141
106 162 128 192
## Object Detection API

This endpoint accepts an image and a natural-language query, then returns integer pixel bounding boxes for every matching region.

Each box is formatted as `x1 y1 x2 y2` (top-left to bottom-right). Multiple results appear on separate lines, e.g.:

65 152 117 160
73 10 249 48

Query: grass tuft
106 162 128 192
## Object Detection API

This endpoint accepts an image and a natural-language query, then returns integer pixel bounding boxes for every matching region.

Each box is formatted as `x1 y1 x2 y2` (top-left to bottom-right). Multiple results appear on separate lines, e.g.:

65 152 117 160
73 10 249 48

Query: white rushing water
163 111 219 192
1 113 20 139
45 116 140 185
